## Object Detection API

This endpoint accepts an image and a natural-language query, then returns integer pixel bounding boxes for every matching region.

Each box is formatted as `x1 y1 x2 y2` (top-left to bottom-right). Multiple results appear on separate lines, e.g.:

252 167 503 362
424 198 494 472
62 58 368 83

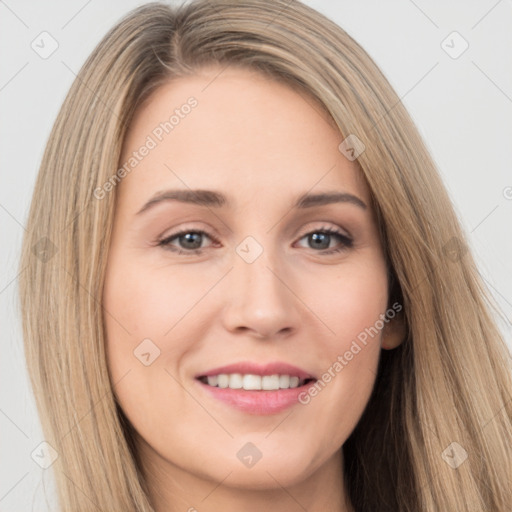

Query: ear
381 310 406 350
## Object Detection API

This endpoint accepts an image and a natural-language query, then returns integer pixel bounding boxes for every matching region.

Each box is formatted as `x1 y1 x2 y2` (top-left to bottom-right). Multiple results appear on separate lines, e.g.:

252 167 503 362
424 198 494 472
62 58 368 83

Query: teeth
243 374 261 390
279 375 290 389
229 373 243 389
202 373 308 390
217 374 229 388
261 375 280 390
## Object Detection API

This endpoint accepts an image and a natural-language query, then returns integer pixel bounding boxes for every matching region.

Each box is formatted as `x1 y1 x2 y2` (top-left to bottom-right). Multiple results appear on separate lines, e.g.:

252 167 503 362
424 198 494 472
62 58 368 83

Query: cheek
103 260 210 358
102 257 222 431
308 257 389 348
102 260 198 438
293 257 388 438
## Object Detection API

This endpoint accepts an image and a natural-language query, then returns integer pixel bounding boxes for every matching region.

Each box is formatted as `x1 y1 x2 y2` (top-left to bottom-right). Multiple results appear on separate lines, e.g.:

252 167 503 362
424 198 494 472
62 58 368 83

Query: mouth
196 374 316 390
194 362 317 414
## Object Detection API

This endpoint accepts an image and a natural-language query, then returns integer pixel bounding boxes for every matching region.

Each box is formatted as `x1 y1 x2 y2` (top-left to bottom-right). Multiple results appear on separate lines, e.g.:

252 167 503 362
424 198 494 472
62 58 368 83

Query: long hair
19 1 512 510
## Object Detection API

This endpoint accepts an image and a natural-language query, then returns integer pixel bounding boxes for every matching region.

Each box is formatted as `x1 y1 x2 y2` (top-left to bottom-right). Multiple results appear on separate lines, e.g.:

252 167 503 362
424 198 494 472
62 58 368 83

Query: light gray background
1 1 511 510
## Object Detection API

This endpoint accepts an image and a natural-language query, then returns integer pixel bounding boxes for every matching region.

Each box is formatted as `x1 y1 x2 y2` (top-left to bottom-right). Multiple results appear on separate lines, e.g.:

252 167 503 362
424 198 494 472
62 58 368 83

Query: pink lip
196 361 315 380
195 361 317 415
197 382 315 414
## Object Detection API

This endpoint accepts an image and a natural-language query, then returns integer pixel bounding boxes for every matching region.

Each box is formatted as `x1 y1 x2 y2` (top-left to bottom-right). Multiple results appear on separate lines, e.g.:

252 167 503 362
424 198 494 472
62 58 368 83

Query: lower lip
196 379 316 415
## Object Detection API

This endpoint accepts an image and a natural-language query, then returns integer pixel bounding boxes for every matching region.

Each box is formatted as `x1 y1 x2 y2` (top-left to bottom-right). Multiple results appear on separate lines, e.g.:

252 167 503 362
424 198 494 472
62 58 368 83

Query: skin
103 65 404 512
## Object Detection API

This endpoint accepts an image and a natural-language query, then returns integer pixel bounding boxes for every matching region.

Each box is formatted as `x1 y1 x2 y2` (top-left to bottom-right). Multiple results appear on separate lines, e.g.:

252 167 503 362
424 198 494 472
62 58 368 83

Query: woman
19 1 512 511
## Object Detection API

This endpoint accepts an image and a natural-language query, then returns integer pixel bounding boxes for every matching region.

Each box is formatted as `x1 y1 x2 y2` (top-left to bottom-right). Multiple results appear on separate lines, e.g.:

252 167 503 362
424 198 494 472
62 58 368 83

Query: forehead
118 66 370 210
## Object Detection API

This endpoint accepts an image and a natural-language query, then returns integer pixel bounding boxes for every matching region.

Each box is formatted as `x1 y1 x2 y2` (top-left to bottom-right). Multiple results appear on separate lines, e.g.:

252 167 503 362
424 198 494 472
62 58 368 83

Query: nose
221 244 300 340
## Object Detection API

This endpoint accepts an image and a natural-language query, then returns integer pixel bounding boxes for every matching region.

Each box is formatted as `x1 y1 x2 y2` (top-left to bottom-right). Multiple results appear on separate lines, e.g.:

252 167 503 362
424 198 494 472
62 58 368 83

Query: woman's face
103 66 391 493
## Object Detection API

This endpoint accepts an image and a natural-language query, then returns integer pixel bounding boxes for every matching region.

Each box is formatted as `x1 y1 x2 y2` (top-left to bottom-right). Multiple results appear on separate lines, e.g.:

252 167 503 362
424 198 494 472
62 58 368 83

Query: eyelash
157 225 353 256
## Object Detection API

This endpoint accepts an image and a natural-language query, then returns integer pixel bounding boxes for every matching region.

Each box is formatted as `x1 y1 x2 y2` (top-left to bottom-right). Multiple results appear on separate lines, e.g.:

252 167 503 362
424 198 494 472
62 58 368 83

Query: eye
158 229 217 254
295 227 353 254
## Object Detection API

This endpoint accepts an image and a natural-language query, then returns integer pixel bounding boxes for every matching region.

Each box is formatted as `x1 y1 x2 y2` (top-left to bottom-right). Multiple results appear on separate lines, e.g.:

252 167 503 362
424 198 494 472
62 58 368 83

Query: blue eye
157 227 353 255
297 228 353 254
158 230 214 254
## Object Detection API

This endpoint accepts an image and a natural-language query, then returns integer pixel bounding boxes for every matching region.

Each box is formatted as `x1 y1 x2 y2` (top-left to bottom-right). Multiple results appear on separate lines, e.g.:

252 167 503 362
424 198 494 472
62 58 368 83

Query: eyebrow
136 188 367 215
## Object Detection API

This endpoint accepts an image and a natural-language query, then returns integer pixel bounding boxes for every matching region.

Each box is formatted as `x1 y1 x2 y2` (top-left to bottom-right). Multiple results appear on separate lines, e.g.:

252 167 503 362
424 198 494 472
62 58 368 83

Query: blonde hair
19 1 512 510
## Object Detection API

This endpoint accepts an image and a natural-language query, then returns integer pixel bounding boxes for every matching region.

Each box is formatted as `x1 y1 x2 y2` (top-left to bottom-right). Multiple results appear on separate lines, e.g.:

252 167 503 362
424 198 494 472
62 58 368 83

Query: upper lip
196 361 317 380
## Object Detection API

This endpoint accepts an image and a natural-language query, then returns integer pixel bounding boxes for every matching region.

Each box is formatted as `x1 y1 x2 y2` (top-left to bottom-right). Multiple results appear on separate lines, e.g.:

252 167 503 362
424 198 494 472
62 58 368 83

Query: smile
195 361 318 414
198 373 314 390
